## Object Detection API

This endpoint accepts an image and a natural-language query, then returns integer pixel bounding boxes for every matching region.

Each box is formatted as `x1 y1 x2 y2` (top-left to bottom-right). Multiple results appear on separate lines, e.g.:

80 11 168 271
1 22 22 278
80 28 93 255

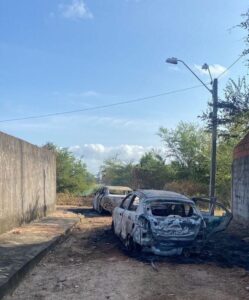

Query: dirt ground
4 206 249 300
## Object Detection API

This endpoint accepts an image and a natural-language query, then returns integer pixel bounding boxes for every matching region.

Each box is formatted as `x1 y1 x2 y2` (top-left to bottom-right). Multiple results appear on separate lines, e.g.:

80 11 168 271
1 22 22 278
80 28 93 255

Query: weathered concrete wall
0 131 56 234
232 132 249 226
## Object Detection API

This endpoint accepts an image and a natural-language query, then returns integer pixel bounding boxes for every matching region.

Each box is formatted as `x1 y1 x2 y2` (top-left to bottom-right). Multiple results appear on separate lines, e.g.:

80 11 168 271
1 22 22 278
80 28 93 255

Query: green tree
201 7 249 138
158 122 210 184
240 9 249 58
100 158 134 187
216 136 240 207
201 77 249 138
139 151 165 169
98 121 239 206
43 143 95 194
100 152 173 190
133 151 171 189
158 122 241 205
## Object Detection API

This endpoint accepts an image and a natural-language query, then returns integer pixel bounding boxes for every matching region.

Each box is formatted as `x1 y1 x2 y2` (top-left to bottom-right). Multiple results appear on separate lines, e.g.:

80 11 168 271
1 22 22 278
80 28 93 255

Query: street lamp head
166 57 178 64
202 63 213 84
202 63 209 70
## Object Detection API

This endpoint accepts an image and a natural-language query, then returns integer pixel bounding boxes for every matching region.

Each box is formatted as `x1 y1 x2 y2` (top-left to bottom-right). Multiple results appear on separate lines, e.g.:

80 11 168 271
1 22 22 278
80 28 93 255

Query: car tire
111 221 115 234
125 235 141 254
98 203 104 214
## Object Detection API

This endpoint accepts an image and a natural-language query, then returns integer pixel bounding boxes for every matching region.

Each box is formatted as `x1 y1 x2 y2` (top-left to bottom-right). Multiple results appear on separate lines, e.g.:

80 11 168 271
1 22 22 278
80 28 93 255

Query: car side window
129 196 140 211
121 194 134 209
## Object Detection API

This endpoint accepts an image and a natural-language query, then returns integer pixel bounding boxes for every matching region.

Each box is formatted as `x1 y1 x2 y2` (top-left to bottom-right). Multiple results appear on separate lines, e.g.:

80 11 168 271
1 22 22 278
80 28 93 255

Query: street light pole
209 78 218 211
166 57 218 212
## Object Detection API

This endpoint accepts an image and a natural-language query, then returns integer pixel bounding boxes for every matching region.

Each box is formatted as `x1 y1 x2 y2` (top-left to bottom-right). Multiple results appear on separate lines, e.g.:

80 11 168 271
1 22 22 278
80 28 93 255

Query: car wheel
111 221 115 234
98 203 103 214
126 235 134 252
125 235 141 253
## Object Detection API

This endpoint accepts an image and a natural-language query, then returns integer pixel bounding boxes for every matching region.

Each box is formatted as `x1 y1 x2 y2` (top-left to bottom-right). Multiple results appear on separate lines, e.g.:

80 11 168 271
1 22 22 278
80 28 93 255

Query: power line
217 55 244 79
0 84 204 123
0 55 243 124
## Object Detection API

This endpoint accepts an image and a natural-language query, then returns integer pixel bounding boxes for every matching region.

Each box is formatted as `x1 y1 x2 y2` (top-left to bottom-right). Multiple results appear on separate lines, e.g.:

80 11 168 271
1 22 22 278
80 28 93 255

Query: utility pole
166 58 219 215
209 78 218 213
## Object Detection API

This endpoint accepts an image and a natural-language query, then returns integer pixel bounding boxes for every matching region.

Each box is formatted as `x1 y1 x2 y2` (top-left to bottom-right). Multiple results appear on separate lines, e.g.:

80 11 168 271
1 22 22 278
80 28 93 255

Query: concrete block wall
232 132 249 226
0 131 56 234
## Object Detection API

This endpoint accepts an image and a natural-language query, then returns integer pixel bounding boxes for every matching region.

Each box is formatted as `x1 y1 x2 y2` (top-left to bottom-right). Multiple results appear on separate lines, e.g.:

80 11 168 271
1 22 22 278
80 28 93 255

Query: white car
93 185 132 214
112 189 232 256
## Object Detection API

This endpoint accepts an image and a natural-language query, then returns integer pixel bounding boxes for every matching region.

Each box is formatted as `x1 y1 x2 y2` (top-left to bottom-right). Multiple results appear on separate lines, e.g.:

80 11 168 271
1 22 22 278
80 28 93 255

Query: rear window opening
150 202 194 217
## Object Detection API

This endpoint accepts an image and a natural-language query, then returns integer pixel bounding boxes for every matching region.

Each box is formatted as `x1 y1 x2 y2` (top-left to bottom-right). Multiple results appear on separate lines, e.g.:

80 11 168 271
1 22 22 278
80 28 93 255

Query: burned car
112 189 232 256
93 185 132 214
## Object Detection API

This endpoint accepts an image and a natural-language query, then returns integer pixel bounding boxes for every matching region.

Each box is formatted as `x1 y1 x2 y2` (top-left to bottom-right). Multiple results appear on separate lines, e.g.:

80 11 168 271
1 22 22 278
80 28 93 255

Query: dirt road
5 206 249 300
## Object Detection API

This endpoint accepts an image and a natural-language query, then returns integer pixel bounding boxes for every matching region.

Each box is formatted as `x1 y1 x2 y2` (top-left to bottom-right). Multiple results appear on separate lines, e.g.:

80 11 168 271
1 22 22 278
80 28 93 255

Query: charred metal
112 190 232 256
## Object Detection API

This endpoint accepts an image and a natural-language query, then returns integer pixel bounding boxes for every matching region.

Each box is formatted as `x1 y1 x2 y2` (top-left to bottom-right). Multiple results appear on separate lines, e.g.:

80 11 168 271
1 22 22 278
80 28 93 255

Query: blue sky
0 0 248 173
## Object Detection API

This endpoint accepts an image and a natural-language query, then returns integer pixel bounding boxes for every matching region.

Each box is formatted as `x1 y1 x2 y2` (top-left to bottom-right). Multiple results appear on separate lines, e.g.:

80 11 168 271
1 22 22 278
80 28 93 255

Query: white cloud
68 90 99 97
59 0 93 20
69 143 156 174
194 64 227 77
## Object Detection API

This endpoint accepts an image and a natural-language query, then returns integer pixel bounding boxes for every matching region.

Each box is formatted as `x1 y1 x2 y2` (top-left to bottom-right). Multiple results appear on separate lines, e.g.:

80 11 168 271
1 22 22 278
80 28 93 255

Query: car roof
106 185 132 191
135 189 194 204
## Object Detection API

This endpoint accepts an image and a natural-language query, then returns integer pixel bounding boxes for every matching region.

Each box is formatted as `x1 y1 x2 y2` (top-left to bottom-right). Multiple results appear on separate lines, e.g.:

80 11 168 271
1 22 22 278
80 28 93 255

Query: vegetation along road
5 206 249 300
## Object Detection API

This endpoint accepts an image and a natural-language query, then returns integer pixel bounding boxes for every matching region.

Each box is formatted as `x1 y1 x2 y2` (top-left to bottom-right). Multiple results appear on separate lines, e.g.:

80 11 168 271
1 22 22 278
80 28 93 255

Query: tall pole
209 78 218 213
166 58 219 211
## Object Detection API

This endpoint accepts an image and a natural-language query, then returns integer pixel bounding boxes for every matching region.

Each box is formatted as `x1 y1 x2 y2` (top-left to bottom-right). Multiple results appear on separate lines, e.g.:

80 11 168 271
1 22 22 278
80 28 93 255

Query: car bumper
139 236 202 256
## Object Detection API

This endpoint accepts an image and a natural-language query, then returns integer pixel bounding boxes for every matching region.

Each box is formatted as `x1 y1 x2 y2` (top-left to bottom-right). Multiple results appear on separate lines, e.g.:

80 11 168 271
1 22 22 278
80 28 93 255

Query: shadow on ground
67 207 110 218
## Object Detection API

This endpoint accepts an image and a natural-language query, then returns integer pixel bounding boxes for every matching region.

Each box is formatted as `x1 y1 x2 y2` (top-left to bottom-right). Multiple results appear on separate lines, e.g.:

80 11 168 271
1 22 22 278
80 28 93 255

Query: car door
120 195 140 240
192 197 233 238
93 188 101 210
98 187 107 209
114 193 134 236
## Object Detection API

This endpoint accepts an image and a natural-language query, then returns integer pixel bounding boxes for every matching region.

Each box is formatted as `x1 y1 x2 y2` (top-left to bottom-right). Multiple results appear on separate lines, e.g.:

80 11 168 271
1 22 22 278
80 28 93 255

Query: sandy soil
4 206 249 300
